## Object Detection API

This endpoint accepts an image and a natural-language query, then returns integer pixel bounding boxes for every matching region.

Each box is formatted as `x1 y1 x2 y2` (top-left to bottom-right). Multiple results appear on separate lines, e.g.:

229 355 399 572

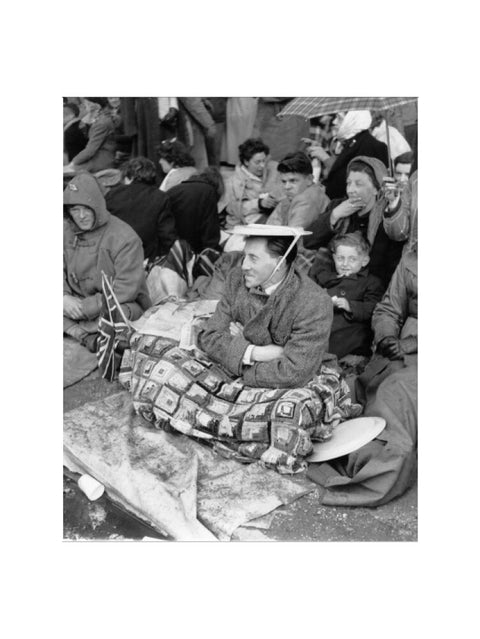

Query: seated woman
224 137 282 229
303 155 405 287
64 97 116 173
158 140 197 192
63 172 151 351
105 156 177 263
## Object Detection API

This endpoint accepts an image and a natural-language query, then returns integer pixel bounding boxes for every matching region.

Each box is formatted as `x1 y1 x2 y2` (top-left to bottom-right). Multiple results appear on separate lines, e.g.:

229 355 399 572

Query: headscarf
336 110 372 142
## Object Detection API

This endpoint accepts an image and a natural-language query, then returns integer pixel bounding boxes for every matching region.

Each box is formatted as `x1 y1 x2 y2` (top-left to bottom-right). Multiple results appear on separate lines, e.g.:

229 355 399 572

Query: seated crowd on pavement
64 97 418 505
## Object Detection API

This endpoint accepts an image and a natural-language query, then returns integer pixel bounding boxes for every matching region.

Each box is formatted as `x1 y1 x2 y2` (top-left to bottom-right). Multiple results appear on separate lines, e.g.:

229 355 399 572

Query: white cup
77 474 105 501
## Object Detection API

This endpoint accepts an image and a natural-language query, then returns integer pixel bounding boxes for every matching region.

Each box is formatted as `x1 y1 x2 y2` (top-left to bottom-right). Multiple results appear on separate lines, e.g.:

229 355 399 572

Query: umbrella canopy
279 96 417 177
278 96 417 120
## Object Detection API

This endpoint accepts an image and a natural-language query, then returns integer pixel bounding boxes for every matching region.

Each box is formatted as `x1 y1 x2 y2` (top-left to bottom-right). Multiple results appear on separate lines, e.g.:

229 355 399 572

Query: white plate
308 416 386 463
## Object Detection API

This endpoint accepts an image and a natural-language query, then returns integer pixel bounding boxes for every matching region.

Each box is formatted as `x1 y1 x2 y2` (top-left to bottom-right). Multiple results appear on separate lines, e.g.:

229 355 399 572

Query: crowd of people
64 97 418 506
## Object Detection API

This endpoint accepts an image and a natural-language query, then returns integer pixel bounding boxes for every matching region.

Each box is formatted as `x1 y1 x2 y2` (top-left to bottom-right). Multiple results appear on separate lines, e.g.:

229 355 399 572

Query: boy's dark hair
277 151 312 176
64 102 80 118
158 140 195 168
394 151 414 166
121 156 157 185
329 232 371 256
347 160 380 190
265 236 298 266
238 138 270 165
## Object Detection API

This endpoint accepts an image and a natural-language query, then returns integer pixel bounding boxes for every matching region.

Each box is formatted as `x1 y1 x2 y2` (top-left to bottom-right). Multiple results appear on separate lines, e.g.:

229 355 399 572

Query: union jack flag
97 272 132 381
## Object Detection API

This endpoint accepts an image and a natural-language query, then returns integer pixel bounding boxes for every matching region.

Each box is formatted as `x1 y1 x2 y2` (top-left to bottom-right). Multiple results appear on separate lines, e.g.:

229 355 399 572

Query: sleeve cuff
242 344 255 366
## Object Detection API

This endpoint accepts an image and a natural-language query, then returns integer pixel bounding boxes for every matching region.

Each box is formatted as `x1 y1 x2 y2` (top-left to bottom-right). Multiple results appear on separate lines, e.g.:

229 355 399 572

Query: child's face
333 245 369 276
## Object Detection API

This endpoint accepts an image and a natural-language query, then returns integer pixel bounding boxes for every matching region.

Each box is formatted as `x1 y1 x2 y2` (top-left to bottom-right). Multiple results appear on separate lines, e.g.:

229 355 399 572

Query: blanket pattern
119 334 361 473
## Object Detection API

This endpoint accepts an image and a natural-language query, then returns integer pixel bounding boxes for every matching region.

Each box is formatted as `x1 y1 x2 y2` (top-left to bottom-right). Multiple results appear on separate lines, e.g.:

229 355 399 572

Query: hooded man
199 225 333 388
303 155 406 286
63 172 151 350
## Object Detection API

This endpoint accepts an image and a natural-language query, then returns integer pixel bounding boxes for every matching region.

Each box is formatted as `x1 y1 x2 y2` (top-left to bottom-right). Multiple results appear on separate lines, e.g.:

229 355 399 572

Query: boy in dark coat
309 232 384 358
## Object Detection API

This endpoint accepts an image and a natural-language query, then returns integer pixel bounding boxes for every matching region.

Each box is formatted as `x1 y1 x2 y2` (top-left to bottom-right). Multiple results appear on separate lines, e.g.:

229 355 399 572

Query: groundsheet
63 391 314 540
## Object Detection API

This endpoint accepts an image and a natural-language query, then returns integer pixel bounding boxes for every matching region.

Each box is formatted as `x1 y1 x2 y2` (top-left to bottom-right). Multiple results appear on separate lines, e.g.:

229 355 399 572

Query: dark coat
106 182 177 261
324 130 389 199
165 177 221 254
309 264 385 358
199 265 333 388
64 120 87 162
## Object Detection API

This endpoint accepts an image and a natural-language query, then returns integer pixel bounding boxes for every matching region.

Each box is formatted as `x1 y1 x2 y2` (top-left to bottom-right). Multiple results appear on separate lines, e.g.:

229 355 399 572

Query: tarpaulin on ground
63 337 98 388
63 391 314 540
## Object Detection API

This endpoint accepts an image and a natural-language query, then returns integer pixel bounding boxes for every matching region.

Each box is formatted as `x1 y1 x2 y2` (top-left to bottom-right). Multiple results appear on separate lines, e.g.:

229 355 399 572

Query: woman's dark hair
158 140 195 168
85 97 109 109
277 151 312 176
121 156 157 185
265 236 298 266
238 138 270 165
64 102 80 118
347 160 380 190
194 166 224 201
394 151 413 166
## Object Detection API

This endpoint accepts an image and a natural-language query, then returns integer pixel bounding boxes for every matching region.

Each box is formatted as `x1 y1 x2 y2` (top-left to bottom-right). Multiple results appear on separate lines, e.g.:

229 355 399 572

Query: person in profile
199 225 333 388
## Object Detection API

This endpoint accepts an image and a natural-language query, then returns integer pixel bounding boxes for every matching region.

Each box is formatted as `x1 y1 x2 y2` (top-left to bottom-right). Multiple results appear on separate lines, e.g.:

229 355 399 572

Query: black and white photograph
62 96 419 542
6 3 478 637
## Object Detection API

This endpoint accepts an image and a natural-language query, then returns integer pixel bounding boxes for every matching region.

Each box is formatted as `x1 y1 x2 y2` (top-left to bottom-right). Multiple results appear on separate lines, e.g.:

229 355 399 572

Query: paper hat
231 224 312 237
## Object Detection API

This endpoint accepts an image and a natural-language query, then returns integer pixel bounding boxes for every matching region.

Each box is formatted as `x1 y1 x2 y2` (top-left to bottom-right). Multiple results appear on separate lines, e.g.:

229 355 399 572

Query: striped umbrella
278 96 417 176
278 96 417 120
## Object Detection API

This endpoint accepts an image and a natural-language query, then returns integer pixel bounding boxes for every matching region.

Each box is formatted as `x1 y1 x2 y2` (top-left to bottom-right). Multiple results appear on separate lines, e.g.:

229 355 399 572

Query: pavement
63 367 417 542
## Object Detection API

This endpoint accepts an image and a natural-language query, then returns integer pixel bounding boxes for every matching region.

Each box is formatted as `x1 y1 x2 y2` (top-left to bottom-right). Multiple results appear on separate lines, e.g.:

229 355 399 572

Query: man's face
241 237 279 289
394 162 412 184
333 245 369 276
280 172 312 200
69 205 95 231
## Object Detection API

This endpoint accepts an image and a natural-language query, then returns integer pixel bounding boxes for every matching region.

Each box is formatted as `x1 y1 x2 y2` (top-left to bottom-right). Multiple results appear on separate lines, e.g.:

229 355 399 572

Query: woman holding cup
224 138 283 230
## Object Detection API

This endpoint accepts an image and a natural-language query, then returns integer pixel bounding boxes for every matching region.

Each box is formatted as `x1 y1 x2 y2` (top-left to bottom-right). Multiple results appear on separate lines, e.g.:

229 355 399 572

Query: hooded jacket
304 156 405 285
63 172 151 321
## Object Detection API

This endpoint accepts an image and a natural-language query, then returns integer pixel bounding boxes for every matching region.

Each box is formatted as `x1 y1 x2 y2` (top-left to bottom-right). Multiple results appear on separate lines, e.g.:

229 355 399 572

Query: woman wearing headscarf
308 110 389 200
304 155 405 286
